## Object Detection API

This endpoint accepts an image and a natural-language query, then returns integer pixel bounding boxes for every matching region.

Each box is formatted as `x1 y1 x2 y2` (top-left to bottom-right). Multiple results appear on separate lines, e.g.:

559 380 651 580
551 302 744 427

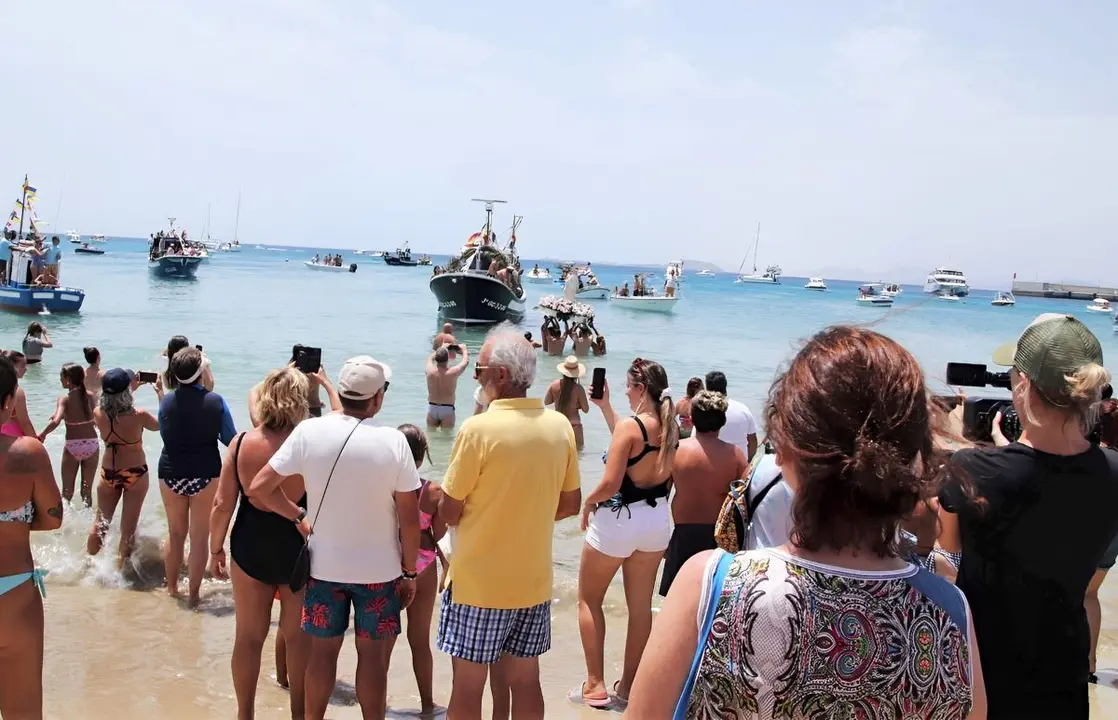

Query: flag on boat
23 185 36 199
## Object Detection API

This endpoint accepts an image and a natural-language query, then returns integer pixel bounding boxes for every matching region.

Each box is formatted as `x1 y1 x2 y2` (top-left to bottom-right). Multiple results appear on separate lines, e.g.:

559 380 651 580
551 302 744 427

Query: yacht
923 267 969 297
734 222 782 284
991 291 1016 307
1086 298 1112 313
805 277 827 291
65 230 81 244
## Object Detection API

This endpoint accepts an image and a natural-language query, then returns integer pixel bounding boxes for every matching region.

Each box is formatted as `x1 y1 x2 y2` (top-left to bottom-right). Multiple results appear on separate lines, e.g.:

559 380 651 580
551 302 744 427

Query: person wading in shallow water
0 354 63 720
39 364 100 507
426 343 469 430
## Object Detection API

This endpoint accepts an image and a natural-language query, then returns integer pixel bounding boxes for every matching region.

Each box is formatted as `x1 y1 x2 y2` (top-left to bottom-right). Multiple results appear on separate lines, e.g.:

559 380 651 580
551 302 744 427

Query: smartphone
195 344 203 352
447 344 461 353
294 346 322 374
590 367 606 400
138 370 159 384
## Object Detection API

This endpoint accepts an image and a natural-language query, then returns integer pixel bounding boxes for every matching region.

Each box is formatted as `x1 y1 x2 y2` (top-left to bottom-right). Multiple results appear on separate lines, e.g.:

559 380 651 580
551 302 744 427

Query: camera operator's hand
991 411 1011 447
935 390 973 452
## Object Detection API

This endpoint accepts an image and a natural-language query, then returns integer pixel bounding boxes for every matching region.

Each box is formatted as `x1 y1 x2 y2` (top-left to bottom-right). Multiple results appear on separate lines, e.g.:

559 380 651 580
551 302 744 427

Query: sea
7 238 1118 717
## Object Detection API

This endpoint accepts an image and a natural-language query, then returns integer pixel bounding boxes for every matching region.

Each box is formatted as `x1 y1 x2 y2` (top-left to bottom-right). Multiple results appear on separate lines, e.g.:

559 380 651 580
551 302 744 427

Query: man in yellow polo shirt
438 325 582 718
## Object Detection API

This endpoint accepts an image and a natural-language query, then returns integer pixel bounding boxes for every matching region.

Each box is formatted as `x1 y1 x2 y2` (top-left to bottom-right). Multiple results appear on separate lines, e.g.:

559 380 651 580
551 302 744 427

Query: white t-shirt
269 414 420 584
719 397 758 455
474 386 489 411
745 454 794 551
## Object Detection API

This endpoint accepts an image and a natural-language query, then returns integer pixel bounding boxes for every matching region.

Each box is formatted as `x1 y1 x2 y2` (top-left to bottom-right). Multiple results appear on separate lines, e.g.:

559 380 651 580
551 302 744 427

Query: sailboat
222 192 243 252
0 176 86 312
735 223 782 284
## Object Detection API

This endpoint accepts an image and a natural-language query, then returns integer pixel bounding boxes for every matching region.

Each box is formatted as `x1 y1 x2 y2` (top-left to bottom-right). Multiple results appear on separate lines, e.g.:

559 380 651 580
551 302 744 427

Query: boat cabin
8 247 45 286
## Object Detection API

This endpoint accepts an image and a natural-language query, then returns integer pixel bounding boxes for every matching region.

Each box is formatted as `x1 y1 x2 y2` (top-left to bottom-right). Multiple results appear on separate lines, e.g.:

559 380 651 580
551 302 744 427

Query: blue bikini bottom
0 568 47 597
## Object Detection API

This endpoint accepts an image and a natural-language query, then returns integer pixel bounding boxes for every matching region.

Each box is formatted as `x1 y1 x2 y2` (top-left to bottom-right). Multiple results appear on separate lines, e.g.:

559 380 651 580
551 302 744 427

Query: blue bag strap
672 550 735 719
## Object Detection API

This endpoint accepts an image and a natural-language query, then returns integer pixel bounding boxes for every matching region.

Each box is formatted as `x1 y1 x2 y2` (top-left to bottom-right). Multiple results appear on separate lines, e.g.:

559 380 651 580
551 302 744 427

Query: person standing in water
0 351 37 439
84 347 104 401
425 343 469 430
89 369 162 569
38 364 100 506
21 323 51 365
0 354 62 720
544 356 590 451
433 322 457 351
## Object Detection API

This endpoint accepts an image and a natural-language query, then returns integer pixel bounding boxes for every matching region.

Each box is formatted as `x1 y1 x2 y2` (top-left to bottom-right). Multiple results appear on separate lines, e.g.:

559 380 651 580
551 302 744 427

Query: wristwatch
401 568 418 580
293 508 307 524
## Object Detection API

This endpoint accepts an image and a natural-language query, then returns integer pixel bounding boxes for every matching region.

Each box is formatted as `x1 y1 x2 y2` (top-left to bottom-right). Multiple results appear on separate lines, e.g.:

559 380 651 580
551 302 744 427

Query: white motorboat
882 283 902 297
576 285 610 300
90 233 107 243
558 264 609 299
805 277 827 291
734 223 781 284
612 294 679 313
939 293 964 302
857 284 893 307
305 260 356 273
65 230 81 244
923 266 970 297
1086 298 1112 313
991 291 1016 307
525 266 552 284
695 269 715 277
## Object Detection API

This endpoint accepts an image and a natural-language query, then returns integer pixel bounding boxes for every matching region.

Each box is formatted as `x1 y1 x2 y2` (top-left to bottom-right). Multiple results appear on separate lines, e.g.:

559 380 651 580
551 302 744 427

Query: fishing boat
611 294 680 313
991 291 1016 307
384 243 419 266
1087 298 1112 313
148 218 204 279
429 199 526 324
417 254 432 266
0 176 86 312
805 277 827 291
856 284 893 307
305 260 357 273
735 223 782 284
526 265 552 283
74 243 104 256
65 230 82 244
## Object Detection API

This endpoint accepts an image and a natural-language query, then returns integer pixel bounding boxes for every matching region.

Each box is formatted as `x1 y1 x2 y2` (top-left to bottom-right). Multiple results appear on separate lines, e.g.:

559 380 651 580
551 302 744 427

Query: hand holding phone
294 346 323 374
590 367 607 401
138 371 159 384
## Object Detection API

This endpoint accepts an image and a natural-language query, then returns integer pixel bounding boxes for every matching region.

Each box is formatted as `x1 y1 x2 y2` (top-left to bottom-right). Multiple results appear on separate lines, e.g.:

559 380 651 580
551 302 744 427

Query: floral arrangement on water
538 296 595 320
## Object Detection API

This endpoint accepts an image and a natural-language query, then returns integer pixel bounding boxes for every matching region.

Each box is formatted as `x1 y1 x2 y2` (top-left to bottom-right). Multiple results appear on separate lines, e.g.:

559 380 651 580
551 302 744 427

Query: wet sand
38 568 1118 719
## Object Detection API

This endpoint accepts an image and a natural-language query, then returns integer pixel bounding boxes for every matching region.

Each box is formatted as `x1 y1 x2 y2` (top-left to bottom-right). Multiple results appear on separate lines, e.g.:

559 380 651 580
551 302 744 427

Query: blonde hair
253 367 309 431
1020 362 1111 430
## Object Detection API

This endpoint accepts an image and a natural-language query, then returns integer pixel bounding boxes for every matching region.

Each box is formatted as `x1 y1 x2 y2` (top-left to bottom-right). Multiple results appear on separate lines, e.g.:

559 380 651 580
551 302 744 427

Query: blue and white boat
0 177 86 313
148 218 204 279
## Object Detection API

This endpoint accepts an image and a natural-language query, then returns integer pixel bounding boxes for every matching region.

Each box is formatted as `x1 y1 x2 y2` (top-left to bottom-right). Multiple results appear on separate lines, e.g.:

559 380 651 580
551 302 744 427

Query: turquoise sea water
12 238 1118 588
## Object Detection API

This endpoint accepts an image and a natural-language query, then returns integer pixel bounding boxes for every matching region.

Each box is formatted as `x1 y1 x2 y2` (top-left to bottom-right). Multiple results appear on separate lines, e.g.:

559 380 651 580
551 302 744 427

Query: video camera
944 362 1021 444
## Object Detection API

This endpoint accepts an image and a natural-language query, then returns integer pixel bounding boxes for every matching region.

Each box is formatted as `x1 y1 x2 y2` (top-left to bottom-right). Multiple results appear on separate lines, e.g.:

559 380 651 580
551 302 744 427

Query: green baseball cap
992 313 1103 405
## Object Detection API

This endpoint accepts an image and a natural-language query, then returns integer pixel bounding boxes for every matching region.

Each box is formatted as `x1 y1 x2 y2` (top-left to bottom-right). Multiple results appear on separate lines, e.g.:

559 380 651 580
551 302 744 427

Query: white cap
337 355 392 400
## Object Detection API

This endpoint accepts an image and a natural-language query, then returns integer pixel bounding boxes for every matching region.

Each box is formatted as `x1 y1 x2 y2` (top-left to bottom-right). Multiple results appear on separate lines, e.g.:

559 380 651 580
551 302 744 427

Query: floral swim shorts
301 577 402 640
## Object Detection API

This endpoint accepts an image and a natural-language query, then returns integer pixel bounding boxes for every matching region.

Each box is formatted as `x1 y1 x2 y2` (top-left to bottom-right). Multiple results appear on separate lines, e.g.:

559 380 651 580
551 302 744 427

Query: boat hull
150 256 203 279
576 286 610 300
74 248 104 255
857 297 893 307
384 256 418 267
991 300 1015 307
736 277 779 284
305 262 357 273
923 282 969 297
430 273 526 324
1086 306 1111 313
805 285 827 291
611 295 679 313
0 284 85 313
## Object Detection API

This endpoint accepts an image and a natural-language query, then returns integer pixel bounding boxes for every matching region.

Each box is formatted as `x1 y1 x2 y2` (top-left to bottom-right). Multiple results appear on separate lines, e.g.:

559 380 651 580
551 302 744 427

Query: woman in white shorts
574 358 678 708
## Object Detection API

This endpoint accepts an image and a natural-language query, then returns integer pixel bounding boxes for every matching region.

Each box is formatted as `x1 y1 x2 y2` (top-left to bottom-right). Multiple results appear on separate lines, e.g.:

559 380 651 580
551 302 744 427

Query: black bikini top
617 416 671 506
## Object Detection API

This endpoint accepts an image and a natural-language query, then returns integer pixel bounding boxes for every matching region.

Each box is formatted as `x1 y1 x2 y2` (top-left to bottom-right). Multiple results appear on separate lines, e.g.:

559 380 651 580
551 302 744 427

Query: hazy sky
5 1 1115 285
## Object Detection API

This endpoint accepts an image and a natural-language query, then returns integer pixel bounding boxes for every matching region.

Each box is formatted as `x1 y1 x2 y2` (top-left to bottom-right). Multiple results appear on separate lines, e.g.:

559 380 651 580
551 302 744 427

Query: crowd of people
0 313 1117 719
310 253 346 267
0 232 64 286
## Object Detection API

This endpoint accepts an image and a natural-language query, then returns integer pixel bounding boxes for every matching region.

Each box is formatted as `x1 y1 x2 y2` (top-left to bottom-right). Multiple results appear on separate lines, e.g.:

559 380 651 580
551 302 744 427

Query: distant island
527 257 726 273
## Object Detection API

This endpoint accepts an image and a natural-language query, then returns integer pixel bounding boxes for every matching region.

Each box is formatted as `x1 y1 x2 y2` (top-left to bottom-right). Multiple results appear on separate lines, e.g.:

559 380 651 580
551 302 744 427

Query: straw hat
557 356 586 379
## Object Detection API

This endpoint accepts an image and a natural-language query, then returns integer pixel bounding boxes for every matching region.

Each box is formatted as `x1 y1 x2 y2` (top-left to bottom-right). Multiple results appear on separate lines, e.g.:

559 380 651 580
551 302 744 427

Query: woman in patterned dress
625 326 987 719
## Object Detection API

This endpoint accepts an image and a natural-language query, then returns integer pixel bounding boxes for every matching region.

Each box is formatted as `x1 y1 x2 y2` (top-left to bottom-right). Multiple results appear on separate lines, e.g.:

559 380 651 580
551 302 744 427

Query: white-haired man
438 324 582 718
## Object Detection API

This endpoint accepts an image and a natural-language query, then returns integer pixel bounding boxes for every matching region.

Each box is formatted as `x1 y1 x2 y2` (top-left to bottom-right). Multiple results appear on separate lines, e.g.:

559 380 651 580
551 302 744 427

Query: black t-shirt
941 443 1118 699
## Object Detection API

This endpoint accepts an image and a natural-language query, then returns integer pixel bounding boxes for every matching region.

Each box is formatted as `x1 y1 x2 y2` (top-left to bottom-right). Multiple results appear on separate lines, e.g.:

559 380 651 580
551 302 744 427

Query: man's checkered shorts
436 585 551 665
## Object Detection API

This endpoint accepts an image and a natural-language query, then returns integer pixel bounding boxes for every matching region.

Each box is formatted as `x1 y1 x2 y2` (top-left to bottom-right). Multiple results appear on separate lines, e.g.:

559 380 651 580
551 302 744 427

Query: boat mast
17 174 27 240
752 222 760 274
232 192 241 243
53 173 66 233
470 198 506 246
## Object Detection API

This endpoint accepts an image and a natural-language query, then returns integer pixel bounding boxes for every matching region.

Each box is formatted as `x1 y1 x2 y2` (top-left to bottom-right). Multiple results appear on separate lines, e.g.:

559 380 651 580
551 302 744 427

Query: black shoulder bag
289 418 363 592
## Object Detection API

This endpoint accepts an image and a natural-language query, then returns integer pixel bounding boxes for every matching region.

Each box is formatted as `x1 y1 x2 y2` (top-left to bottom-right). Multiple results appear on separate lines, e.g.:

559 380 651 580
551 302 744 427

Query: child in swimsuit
397 424 447 717
38 363 99 506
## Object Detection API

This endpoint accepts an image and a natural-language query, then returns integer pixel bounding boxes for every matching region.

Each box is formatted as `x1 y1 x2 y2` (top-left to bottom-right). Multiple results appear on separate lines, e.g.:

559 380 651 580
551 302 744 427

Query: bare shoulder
5 437 48 473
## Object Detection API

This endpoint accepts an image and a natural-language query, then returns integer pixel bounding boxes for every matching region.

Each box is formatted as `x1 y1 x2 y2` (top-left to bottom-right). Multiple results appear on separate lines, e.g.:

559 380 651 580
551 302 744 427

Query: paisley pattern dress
677 549 973 719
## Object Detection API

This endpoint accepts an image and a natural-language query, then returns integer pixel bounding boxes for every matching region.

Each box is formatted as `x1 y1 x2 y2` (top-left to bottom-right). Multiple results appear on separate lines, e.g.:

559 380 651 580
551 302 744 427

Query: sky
5 0 1115 286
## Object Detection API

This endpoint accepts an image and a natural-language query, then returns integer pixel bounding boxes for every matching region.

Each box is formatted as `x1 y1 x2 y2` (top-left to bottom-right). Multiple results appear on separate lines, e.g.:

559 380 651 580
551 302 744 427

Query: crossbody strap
747 472 783 520
310 418 363 530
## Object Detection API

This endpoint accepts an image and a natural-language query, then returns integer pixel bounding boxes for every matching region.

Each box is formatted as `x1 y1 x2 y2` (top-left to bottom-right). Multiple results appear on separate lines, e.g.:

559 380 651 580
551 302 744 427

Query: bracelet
401 569 418 580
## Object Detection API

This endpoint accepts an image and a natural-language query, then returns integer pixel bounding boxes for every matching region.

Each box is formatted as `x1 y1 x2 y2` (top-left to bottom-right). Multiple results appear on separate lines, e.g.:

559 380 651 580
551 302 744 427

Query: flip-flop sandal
567 685 612 709
612 681 630 708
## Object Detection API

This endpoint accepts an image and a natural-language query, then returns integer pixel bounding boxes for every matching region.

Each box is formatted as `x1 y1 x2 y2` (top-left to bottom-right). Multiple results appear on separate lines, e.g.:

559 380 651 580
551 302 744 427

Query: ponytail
656 391 678 475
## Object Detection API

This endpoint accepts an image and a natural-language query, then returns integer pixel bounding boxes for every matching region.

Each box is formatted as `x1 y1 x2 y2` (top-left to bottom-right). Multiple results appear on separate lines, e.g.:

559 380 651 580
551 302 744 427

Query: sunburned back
671 435 745 524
